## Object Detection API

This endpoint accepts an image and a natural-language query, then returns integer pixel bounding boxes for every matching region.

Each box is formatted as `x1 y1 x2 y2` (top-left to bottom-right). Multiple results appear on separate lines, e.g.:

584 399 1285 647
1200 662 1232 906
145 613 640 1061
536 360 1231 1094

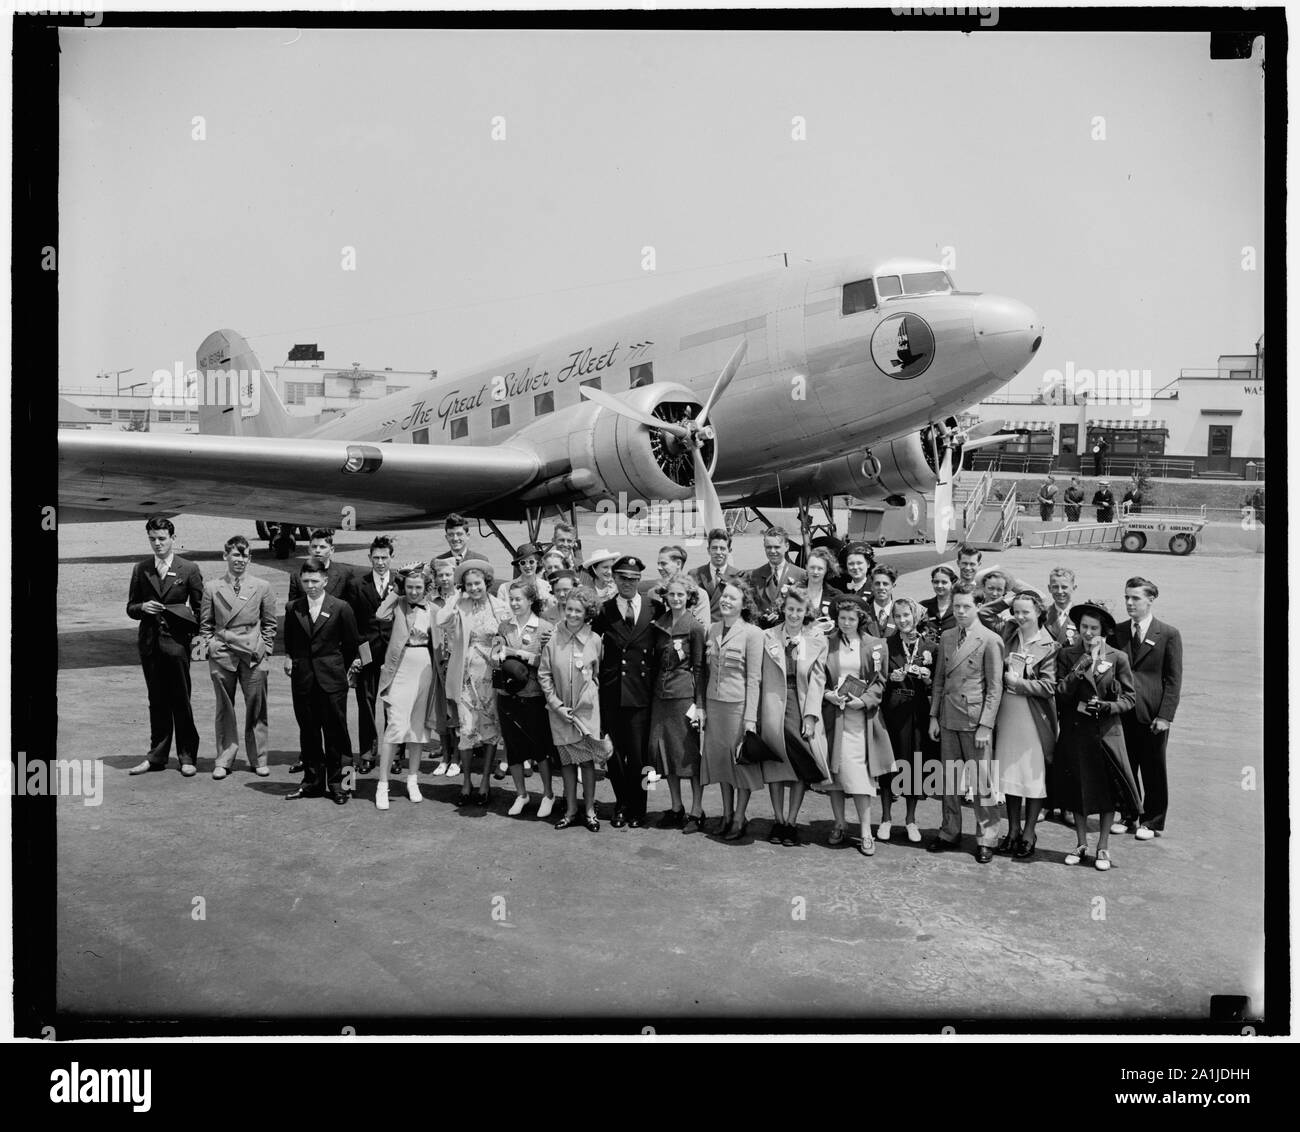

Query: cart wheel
1168 533 1193 556
1121 532 1146 553
877 537 887 548
1187 535 1198 551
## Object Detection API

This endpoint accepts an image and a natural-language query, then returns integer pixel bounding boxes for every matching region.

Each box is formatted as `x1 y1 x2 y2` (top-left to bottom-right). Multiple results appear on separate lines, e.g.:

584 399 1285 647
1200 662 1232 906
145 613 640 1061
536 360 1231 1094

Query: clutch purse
736 731 780 766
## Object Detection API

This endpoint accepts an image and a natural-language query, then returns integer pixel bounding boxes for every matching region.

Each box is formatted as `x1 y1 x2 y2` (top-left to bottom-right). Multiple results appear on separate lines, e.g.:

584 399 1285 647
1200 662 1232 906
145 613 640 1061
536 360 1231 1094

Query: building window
841 279 876 315
630 362 654 388
581 376 601 392
413 428 429 445
1229 369 1251 381
491 404 511 429
95 408 113 419
284 381 324 405
1208 424 1232 457
449 416 469 440
1058 423 1078 456
155 411 172 422
534 391 555 416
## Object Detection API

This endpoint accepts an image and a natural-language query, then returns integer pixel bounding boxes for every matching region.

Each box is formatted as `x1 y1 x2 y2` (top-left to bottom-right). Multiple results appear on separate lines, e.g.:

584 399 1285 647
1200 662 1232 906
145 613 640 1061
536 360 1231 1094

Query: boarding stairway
1028 524 1121 550
952 469 1020 551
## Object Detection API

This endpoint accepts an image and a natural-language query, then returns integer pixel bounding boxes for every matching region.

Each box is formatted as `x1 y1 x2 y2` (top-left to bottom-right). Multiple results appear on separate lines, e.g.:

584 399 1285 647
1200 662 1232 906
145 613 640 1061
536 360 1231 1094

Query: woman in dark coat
881 597 938 844
648 574 707 829
1053 598 1141 871
918 565 957 639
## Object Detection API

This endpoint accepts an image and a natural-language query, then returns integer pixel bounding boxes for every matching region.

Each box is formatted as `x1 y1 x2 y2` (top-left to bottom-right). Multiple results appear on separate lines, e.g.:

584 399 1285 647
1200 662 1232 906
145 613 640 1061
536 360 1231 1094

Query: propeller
933 444 954 550
579 339 747 533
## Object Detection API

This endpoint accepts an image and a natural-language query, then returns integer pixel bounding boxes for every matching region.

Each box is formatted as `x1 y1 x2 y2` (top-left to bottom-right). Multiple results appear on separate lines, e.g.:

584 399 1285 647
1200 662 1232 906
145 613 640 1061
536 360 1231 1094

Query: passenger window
902 271 952 295
491 405 511 429
534 391 554 416
449 416 468 440
630 362 654 388
413 428 429 445
841 279 876 315
581 376 601 392
876 275 902 298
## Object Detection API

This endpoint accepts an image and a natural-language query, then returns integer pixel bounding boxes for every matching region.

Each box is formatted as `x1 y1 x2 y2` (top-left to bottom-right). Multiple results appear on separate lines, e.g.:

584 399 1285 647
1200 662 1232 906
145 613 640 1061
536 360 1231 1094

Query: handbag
736 730 780 766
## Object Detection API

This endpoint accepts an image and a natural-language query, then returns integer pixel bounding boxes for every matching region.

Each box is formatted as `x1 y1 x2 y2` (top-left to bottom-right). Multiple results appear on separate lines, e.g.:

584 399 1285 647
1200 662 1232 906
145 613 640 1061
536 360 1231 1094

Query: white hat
584 548 620 567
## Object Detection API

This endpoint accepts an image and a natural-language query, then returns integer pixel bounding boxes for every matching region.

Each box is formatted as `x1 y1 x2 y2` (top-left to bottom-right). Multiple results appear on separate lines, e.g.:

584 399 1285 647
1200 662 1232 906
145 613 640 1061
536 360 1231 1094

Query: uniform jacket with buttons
592 594 662 709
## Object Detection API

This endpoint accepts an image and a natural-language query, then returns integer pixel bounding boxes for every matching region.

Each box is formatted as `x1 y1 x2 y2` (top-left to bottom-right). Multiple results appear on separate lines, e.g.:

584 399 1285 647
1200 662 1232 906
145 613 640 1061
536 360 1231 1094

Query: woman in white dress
372 563 438 810
994 590 1059 858
819 596 894 855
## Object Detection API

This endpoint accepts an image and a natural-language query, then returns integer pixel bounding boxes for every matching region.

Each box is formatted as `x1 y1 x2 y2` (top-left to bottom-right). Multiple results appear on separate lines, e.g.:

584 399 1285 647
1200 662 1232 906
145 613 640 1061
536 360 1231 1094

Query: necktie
958 628 967 647
155 560 167 578
1131 620 1141 639
624 600 634 626
233 578 241 595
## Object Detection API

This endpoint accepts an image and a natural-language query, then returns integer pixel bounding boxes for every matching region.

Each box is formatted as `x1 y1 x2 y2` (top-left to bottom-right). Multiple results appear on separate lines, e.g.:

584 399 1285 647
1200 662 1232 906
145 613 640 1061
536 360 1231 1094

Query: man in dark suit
690 527 744 621
747 526 808 627
283 557 362 804
927 583 1004 863
287 528 357 602
1111 576 1182 840
434 512 486 569
127 517 206 777
344 536 397 774
592 555 661 828
1043 566 1079 647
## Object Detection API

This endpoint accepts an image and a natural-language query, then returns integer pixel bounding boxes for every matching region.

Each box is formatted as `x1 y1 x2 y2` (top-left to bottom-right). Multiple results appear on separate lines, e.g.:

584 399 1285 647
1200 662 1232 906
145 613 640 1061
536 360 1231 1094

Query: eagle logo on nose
870 313 935 380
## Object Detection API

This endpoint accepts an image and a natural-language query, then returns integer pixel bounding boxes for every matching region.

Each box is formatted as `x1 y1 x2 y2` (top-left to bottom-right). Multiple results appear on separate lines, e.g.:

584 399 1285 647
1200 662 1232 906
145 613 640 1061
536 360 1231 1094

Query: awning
1000 419 1055 431
1199 408 1243 416
1089 418 1168 431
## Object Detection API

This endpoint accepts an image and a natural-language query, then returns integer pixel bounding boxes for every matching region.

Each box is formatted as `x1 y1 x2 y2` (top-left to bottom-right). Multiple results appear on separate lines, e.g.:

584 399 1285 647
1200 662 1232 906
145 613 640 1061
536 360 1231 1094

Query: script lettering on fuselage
395 340 625 435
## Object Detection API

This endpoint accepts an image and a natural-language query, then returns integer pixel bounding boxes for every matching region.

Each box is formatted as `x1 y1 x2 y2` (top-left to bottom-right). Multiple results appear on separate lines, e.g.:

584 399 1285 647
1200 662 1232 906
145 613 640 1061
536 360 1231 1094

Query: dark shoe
926 837 959 853
288 762 304 774
658 808 686 829
828 825 846 847
995 834 1020 856
610 811 627 829
584 812 600 833
628 817 644 829
328 789 349 805
474 787 491 806
554 813 576 830
767 823 786 845
682 810 705 834
285 787 323 800
358 758 376 775
723 819 748 842
781 824 799 847
975 845 994 864
1014 833 1037 859
457 789 473 807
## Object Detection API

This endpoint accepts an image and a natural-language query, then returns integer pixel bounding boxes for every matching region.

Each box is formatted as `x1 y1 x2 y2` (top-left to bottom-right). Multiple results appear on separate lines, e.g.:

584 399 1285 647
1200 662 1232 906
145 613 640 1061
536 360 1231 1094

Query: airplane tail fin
195 329 313 438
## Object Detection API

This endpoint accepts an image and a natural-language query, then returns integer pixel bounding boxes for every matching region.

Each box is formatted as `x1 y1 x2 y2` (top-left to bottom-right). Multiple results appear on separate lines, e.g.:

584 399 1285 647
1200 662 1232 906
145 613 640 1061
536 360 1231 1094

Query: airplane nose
974 294 1043 381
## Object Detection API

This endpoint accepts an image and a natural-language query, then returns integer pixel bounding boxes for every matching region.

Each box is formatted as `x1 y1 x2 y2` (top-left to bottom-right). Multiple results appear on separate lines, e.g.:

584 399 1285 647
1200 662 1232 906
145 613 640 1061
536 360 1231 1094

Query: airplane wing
58 430 541 526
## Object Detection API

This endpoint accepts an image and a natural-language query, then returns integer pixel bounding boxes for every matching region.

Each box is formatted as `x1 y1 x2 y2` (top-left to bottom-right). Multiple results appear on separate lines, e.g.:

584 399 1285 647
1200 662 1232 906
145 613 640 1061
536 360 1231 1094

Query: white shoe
128 760 156 776
537 796 555 819
406 775 423 803
212 766 228 780
1110 821 1129 835
876 821 892 841
1064 845 1086 866
375 781 389 810
431 762 447 777
1134 826 1156 841
906 822 921 843
1094 849 1113 871
445 763 461 777
508 795 528 816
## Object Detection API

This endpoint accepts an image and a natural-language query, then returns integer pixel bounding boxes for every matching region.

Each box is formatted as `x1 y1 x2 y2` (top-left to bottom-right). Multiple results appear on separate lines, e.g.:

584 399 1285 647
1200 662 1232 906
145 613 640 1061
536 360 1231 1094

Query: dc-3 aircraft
58 255 1041 557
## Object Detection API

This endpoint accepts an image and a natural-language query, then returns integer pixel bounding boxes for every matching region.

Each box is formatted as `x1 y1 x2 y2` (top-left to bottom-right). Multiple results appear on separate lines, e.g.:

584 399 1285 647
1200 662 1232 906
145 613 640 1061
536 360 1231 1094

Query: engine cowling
775 419 961 501
563 382 716 505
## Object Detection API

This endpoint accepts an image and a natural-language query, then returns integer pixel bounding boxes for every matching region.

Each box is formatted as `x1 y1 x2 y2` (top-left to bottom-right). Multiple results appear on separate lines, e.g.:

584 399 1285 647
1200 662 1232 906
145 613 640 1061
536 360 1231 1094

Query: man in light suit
1111 576 1183 839
344 535 398 773
747 526 807 627
127 517 205 777
691 527 745 622
283 558 361 804
864 564 899 638
927 583 1005 862
200 534 277 778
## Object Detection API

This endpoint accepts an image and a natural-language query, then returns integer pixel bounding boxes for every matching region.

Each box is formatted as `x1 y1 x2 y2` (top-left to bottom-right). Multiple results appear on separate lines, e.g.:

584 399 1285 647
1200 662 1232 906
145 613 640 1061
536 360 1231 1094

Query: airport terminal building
967 336 1264 480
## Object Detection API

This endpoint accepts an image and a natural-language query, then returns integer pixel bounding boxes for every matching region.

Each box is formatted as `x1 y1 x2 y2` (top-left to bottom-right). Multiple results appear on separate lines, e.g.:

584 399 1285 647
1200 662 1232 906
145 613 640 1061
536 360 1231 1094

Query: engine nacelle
564 382 715 505
778 420 960 501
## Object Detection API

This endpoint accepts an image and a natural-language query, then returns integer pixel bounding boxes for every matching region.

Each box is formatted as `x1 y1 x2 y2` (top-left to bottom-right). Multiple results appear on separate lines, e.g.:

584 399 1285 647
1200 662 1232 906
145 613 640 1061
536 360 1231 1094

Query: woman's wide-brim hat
1069 598 1116 635
454 557 495 586
583 548 620 568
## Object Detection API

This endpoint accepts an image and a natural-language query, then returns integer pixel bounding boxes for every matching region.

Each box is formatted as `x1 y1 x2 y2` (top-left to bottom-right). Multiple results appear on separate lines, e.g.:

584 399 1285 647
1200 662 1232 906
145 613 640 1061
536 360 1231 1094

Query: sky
58 28 1264 399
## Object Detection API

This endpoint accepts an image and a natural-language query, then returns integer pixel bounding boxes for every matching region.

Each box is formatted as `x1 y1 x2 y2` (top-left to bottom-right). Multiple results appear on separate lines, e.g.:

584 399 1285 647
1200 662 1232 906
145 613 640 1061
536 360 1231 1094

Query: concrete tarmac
52 513 1265 1025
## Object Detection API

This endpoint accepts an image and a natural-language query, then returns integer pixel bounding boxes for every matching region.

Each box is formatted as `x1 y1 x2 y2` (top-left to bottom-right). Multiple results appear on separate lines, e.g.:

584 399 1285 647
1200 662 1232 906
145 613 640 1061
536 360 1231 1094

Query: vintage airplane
58 255 1040 556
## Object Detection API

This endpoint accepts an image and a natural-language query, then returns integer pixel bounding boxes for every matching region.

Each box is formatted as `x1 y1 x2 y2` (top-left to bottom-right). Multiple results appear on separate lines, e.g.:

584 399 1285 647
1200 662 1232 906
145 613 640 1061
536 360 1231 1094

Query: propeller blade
694 339 748 427
960 432 1011 453
964 418 1005 441
578 384 692 439
933 446 954 550
693 446 727 534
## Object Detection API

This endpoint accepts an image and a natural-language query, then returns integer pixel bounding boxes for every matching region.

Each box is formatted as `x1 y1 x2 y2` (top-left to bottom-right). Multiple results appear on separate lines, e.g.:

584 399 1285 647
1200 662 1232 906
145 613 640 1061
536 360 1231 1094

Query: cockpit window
902 271 952 295
841 278 876 315
875 275 902 298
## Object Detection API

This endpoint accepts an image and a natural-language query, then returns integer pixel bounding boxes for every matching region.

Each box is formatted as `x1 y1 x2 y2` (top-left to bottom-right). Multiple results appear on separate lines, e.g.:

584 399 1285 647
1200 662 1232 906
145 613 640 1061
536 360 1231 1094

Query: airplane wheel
272 533 297 559
1121 532 1146 553
877 537 887 548
255 521 270 540
1168 533 1193 556
296 525 313 541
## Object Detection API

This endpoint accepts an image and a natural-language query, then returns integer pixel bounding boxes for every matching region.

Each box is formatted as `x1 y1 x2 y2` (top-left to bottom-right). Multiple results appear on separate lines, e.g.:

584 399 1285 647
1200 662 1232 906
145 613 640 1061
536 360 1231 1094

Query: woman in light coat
758 587 832 848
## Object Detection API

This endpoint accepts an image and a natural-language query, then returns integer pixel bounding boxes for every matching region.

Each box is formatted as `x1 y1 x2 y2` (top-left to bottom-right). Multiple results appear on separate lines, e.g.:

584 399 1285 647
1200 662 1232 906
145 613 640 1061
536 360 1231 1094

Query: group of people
126 516 1182 872
1037 474 1143 524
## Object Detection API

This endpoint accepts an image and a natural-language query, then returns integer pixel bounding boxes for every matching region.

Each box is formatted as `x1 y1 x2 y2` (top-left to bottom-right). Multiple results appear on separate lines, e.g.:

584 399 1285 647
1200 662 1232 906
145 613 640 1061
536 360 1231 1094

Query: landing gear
752 496 844 568
272 530 297 559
